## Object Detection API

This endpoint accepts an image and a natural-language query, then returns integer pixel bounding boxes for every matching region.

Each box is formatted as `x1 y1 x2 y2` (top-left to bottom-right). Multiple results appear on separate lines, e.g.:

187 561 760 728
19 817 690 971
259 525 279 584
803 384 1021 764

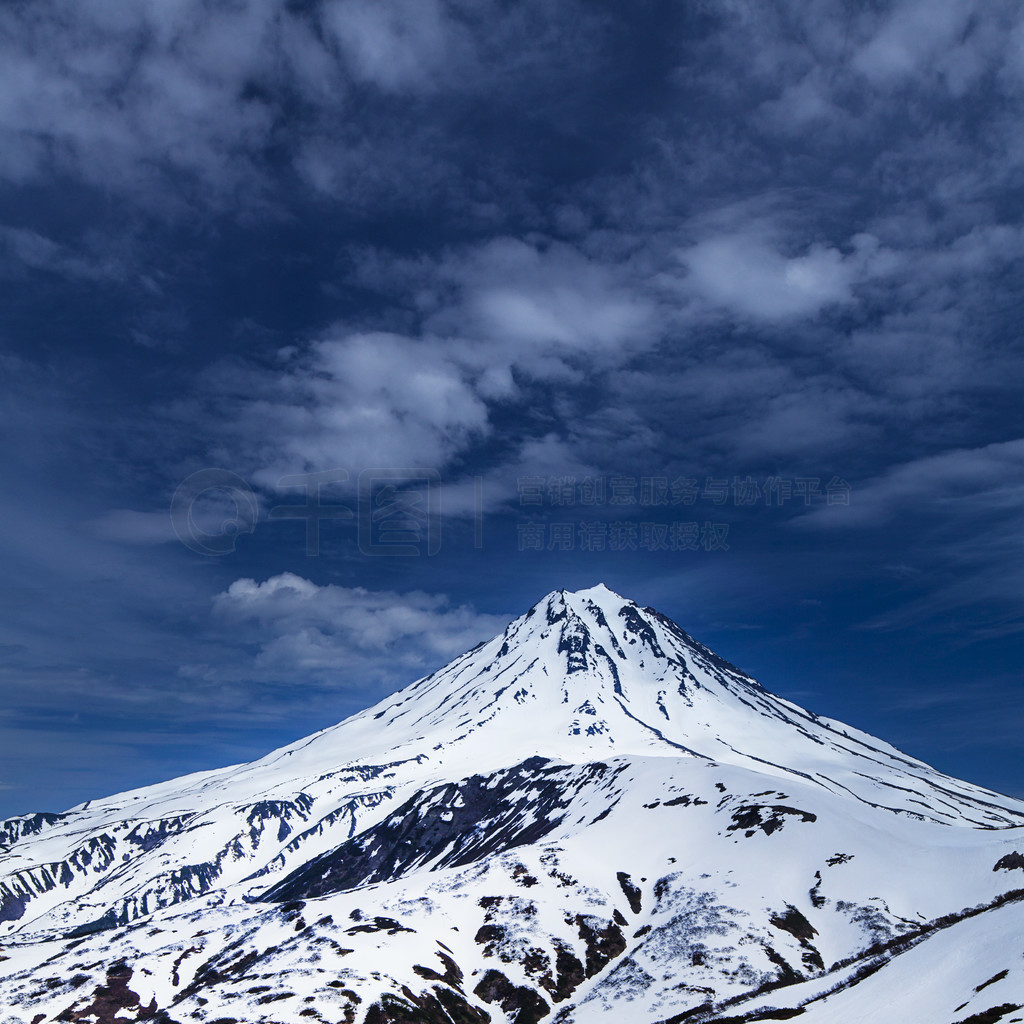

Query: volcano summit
1 585 1023 1023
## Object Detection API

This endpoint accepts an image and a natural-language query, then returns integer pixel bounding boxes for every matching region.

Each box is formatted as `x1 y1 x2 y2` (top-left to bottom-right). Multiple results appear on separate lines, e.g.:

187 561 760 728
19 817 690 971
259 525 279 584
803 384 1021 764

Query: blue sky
2 0 1024 816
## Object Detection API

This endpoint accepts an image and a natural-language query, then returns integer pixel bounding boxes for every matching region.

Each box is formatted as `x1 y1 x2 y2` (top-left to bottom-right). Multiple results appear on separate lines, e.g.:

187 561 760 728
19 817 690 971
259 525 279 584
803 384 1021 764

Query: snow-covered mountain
2 584 1023 1023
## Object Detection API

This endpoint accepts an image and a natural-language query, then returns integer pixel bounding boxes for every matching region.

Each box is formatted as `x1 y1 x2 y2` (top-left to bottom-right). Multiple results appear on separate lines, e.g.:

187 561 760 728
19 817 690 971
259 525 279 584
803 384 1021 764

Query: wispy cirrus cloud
0 226 126 282
793 438 1024 637
800 438 1024 531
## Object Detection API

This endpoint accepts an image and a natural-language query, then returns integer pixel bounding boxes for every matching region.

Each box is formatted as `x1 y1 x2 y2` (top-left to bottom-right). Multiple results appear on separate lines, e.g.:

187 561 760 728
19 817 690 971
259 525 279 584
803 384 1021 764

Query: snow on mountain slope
1 585 1023 1023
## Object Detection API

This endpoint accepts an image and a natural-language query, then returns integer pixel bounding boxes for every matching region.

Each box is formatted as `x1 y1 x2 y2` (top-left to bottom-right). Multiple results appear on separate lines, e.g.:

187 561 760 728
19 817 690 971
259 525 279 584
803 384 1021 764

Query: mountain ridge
1 585 1023 1023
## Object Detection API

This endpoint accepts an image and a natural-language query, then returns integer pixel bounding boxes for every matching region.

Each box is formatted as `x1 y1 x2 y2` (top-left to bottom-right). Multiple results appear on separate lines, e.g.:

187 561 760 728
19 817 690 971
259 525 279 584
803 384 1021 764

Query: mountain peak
531 582 630 621
561 581 622 602
4 582 1024 1016
29 586 1024 843
303 587 1023 830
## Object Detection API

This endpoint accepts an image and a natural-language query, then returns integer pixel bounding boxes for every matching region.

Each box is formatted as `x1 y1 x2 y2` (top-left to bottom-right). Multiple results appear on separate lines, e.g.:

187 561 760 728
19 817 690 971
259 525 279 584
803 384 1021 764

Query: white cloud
434 238 655 361
212 573 508 679
676 231 864 322
202 331 495 489
757 71 843 133
0 0 281 199
190 235 660 491
321 0 469 94
851 0 980 89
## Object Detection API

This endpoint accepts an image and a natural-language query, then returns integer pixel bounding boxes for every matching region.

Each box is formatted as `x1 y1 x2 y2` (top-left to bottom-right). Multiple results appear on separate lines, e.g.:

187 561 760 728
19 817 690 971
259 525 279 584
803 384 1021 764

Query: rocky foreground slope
1 584 1023 1023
